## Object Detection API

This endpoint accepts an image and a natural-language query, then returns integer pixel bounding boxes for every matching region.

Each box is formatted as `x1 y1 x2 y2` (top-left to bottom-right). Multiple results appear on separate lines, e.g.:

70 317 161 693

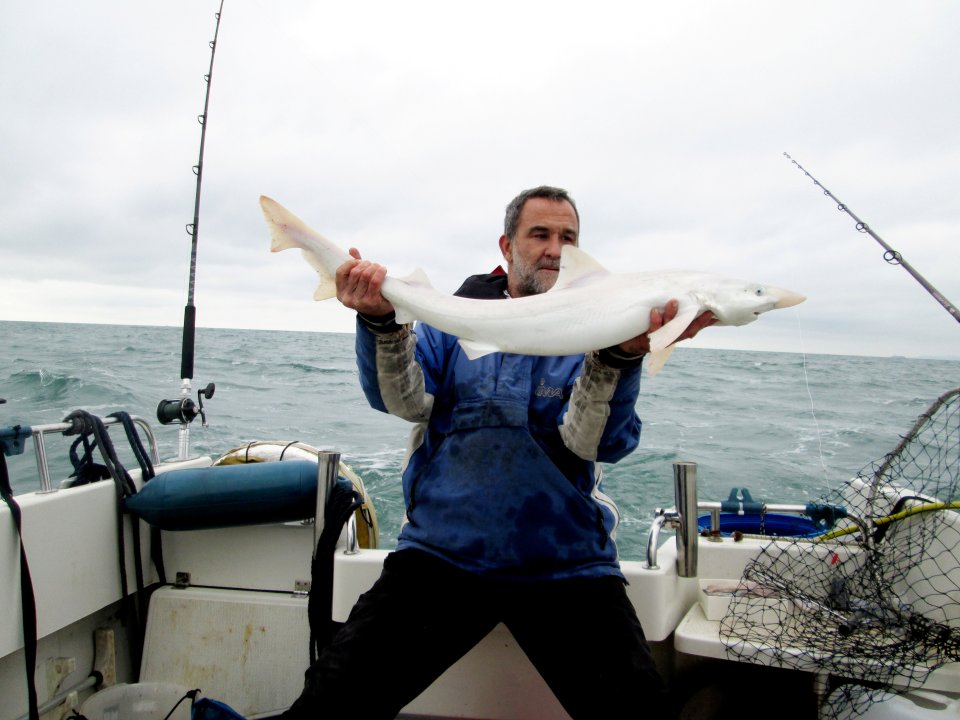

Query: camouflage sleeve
365 324 434 423
559 350 641 462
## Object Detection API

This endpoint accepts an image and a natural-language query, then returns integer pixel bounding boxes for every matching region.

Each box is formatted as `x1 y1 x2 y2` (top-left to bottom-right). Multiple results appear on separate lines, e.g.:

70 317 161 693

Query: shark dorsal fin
396 267 432 289
550 245 609 292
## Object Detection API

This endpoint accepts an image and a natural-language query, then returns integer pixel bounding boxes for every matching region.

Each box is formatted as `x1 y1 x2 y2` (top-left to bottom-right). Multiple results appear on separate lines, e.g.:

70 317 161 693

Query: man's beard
512 255 560 297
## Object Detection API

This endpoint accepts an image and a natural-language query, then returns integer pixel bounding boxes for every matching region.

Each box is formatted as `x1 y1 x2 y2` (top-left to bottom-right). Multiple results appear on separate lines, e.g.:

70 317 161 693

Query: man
284 186 715 718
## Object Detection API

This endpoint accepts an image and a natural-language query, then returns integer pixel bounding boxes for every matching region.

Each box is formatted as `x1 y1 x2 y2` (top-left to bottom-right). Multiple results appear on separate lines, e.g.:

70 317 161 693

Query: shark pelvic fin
457 338 501 360
648 304 699 353
551 246 609 292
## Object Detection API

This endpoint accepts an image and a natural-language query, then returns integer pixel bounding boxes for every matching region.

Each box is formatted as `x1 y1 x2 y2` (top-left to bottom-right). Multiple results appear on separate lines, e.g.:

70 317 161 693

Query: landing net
720 387 960 719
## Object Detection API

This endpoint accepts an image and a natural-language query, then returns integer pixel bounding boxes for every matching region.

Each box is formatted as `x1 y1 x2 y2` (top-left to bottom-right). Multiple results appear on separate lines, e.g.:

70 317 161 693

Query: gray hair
503 186 579 239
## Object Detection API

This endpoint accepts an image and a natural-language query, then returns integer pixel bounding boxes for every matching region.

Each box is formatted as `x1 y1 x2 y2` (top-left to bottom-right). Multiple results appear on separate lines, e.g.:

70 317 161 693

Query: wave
5 369 136 408
4 322 957 560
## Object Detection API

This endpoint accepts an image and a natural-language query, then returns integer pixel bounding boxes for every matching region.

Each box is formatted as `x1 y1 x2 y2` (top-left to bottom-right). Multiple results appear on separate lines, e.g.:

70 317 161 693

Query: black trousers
283 549 667 719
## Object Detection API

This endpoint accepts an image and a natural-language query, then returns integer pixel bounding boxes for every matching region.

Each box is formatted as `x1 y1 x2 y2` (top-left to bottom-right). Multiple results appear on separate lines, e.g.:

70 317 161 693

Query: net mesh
720 387 960 719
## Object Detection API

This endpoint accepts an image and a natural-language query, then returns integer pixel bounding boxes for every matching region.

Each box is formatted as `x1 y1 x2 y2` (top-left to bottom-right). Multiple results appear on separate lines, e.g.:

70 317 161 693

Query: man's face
499 197 579 297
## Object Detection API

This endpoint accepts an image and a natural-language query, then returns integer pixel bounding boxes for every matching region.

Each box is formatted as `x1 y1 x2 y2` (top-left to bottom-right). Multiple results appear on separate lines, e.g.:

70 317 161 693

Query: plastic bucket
697 512 826 538
80 682 192 720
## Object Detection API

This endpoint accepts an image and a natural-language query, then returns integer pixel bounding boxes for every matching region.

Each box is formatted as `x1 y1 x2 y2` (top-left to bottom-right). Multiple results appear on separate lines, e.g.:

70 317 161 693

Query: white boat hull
4 439 960 719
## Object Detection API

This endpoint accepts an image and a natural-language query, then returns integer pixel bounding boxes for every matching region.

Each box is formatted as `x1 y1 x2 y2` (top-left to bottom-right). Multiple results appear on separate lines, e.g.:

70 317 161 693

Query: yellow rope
818 501 960 542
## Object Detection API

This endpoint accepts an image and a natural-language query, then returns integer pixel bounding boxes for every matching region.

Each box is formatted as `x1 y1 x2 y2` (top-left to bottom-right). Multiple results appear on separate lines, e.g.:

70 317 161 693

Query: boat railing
645 462 700 575
18 416 161 494
644 461 828 575
696 500 816 535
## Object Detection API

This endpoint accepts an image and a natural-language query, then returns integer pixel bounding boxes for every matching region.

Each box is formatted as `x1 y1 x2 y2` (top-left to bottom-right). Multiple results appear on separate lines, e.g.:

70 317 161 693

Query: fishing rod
784 152 960 326
157 2 223 459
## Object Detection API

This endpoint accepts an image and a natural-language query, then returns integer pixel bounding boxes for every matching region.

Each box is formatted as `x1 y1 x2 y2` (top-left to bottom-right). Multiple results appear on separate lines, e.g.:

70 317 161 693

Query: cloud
1 0 958 360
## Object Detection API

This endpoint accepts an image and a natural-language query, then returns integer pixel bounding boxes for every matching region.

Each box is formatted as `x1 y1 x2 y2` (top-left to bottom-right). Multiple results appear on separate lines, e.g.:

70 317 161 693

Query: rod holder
315 450 341 555
674 461 699 578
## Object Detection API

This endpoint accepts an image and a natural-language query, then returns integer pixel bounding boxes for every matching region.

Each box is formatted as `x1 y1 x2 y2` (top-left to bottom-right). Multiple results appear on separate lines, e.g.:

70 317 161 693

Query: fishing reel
157 382 216 427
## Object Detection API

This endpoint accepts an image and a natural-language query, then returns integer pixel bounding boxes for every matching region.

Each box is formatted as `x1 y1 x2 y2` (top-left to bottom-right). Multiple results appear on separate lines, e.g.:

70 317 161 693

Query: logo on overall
535 379 564 399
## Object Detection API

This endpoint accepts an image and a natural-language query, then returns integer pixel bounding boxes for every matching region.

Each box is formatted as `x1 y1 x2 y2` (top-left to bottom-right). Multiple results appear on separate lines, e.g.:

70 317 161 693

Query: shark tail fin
260 195 350 303
261 195 306 254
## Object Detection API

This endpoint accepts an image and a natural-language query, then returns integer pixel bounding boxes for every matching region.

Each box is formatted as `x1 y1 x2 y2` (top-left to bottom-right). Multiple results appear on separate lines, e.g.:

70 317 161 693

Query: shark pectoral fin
646 345 676 377
457 338 500 360
648 305 699 353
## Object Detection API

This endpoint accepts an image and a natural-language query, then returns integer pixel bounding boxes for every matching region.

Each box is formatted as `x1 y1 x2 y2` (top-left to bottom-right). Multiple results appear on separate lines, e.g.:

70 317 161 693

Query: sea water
1 320 956 561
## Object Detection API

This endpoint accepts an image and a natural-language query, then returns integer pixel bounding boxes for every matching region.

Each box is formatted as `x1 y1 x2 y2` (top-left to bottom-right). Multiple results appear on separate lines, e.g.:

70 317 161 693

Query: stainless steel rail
314 450 359 555
644 461 826 573
697 500 815 535
315 450 340 554
644 462 698 574
644 512 671 571
24 416 160 493
674 462 699 578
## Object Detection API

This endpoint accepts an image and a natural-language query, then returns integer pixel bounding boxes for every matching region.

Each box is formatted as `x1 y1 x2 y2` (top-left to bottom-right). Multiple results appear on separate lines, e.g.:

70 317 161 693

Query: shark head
708 280 806 326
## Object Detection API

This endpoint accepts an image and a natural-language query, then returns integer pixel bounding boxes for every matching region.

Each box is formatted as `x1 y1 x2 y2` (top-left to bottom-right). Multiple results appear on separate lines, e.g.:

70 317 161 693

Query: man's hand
617 300 717 356
335 248 395 317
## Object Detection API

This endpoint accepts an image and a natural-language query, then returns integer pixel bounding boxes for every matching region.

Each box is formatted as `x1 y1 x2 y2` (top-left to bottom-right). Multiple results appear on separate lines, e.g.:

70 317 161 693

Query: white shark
261 195 805 374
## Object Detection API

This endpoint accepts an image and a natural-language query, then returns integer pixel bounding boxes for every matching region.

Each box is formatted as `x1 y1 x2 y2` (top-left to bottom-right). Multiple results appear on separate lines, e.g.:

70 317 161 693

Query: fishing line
794 308 829 484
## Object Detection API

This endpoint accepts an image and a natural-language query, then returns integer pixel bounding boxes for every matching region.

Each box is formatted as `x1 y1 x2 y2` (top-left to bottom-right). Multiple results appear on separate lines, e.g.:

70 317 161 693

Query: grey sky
2 1 958 360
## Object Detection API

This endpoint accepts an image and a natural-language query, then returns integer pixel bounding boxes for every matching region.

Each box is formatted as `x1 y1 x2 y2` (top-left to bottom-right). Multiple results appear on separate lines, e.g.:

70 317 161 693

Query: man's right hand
616 299 716 356
335 248 395 316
